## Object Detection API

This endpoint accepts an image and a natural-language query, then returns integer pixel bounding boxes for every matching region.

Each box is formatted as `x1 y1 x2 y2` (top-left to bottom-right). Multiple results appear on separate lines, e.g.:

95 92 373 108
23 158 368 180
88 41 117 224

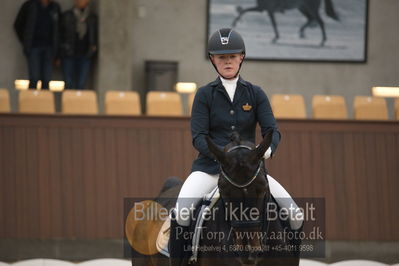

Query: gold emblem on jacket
242 103 252 111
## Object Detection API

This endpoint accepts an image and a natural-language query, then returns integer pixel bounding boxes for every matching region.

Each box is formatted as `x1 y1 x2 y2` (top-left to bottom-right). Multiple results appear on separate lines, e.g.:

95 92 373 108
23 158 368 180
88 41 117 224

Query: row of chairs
0 89 398 120
272 94 398 120
0 89 184 116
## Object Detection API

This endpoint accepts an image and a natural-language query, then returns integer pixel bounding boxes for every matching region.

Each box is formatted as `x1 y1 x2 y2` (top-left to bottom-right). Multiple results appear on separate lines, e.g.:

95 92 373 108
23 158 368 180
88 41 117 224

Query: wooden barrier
0 114 398 241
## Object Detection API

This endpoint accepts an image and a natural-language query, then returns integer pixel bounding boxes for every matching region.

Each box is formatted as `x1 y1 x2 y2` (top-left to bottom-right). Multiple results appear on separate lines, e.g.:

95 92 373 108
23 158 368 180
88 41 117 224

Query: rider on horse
169 28 303 266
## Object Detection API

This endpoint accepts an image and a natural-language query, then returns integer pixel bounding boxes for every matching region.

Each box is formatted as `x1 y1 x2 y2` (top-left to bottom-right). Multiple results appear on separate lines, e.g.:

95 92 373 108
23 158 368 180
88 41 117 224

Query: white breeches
175 171 303 230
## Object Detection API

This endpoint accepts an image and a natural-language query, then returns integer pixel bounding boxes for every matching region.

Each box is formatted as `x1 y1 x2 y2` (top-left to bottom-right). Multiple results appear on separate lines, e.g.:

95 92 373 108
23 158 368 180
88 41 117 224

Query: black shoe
169 218 189 266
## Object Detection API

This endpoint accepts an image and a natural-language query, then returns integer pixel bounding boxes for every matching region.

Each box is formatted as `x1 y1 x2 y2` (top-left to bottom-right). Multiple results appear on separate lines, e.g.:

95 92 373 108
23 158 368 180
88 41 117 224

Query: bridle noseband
220 145 263 188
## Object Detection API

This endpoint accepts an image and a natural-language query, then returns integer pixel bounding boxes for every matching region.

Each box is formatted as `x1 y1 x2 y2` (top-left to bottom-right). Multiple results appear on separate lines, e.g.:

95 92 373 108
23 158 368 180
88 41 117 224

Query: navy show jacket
191 76 281 175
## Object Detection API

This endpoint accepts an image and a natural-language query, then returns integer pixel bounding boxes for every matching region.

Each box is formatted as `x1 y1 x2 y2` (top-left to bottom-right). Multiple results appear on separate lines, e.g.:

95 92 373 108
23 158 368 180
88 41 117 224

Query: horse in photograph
197 131 301 265
231 0 339 46
130 131 301 265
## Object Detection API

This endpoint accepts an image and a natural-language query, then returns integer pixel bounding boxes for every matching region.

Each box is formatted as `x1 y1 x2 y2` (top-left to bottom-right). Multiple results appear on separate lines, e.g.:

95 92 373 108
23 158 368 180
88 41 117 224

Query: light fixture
49 80 65 91
14 79 29 90
14 80 43 90
175 82 197 93
372 87 399 98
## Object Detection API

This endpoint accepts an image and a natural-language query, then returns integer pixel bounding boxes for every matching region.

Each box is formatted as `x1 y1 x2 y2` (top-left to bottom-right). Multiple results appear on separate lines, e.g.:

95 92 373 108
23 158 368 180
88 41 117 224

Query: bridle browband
220 145 263 188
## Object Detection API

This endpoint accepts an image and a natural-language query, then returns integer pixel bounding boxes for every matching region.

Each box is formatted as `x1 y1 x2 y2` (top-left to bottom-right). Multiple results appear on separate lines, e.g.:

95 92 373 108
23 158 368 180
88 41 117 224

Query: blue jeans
62 56 91 90
27 46 54 89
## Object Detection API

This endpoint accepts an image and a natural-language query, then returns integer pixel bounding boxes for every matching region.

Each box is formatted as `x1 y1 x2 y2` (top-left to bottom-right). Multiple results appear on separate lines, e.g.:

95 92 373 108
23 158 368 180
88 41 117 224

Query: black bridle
219 145 263 188
220 144 270 233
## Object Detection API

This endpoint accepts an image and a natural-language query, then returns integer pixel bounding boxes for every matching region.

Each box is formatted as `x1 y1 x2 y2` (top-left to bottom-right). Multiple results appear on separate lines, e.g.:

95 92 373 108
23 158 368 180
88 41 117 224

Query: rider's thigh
267 175 304 230
175 171 218 226
178 171 218 198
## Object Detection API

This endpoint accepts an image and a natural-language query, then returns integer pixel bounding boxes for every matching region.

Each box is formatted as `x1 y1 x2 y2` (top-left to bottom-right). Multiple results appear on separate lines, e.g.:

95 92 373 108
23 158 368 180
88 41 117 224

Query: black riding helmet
208 28 246 79
208 28 246 55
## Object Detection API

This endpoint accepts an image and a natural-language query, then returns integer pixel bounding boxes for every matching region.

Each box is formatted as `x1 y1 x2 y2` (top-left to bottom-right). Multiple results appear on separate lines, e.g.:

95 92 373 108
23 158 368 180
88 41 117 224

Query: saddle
156 186 220 263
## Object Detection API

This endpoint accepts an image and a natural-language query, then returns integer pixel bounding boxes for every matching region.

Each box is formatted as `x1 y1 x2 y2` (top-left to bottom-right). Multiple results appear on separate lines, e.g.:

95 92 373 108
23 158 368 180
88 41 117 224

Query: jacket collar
211 76 248 105
210 76 249 88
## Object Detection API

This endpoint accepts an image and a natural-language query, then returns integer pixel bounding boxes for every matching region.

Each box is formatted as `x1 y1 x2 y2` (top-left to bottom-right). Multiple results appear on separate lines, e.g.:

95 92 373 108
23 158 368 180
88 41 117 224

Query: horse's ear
206 136 225 163
256 129 273 160
230 132 241 145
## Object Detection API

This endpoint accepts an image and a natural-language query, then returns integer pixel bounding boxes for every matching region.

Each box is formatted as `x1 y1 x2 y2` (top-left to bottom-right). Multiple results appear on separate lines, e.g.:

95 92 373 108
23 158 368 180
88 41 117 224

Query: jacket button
230 110 235 115
231 125 235 130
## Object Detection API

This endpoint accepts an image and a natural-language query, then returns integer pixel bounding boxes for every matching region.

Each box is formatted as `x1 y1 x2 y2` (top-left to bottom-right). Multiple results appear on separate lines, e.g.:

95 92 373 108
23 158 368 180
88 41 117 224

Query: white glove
263 147 272 159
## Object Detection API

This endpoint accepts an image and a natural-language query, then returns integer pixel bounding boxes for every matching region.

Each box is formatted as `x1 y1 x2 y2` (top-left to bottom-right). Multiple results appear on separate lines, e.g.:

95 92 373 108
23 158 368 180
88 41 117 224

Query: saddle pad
156 217 171 257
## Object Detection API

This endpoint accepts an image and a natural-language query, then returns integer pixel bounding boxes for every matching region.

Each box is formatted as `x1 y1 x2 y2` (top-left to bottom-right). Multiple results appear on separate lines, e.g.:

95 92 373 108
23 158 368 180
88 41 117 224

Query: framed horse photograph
207 0 369 62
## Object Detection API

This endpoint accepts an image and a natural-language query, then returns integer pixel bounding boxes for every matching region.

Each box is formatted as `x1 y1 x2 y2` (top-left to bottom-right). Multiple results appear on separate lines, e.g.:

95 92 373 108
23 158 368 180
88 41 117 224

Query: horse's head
206 131 273 265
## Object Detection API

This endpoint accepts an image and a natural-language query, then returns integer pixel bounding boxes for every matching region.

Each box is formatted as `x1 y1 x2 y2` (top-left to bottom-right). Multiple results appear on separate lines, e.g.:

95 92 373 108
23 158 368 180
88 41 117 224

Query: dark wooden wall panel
0 114 398 241
266 120 399 241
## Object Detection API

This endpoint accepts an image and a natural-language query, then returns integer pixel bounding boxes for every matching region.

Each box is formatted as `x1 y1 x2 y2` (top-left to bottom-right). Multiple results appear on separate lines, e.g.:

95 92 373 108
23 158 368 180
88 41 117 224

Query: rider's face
211 53 244 79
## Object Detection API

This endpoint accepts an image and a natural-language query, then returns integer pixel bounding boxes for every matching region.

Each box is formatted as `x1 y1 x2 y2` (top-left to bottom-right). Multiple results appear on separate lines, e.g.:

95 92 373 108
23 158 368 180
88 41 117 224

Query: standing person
14 0 61 90
168 28 303 266
60 0 98 90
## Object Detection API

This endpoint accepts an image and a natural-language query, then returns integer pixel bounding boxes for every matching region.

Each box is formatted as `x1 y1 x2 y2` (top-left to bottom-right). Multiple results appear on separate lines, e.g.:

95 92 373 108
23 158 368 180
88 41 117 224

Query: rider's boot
169 216 189 266
291 221 304 257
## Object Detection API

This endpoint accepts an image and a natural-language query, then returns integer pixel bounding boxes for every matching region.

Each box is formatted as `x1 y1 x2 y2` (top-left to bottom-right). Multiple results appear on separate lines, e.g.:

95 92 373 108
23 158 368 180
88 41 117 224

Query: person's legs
174 171 219 226
169 171 218 266
76 56 91 90
62 57 75 89
267 175 304 230
27 48 41 89
40 46 54 89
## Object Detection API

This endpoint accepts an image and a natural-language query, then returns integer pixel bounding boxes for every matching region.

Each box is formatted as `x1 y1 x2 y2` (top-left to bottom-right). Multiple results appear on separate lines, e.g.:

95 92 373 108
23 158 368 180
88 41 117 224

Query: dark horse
232 0 339 46
130 131 301 265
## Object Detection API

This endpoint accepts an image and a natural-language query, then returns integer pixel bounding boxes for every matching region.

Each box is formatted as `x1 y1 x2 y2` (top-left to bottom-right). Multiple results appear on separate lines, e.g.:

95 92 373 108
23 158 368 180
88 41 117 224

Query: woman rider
169 28 303 265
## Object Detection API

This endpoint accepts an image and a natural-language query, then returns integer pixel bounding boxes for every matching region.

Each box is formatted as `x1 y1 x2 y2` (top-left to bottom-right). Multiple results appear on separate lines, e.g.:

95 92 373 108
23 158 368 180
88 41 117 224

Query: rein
220 145 263 188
